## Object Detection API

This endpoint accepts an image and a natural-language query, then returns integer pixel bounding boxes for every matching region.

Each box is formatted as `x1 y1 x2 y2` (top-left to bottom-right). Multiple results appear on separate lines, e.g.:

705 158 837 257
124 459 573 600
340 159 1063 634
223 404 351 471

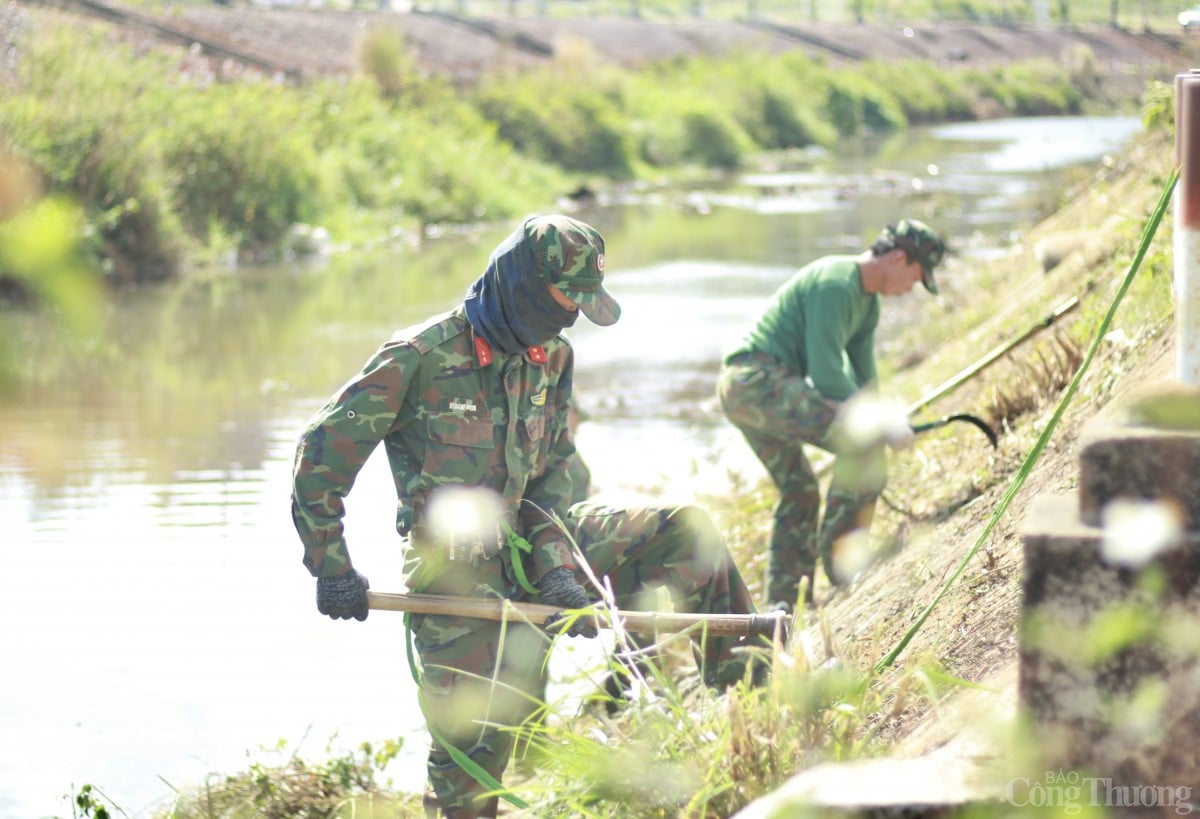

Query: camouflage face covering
524 214 621 326
464 222 579 354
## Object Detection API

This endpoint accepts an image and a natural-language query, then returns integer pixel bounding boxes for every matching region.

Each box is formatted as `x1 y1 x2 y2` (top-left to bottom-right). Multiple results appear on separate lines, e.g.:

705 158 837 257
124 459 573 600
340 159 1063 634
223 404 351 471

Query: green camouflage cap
882 218 945 295
524 214 621 326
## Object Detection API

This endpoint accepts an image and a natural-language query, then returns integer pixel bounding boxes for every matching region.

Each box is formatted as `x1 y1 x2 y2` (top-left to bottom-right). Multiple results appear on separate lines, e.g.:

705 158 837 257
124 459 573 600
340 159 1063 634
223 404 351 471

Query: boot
424 790 500 818
592 656 653 714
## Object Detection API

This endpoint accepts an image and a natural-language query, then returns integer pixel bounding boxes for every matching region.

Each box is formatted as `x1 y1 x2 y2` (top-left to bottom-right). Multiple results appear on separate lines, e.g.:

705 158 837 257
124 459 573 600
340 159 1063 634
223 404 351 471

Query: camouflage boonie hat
881 218 945 295
524 214 621 326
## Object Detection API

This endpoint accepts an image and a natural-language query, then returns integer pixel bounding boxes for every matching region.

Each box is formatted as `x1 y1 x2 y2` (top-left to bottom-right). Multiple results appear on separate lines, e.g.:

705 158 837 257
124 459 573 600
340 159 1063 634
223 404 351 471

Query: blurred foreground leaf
0 148 103 397
0 193 102 335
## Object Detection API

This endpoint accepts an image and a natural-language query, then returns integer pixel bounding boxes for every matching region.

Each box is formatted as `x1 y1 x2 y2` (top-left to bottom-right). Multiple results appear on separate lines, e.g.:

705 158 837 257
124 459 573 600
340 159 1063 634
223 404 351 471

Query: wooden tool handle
366 591 787 639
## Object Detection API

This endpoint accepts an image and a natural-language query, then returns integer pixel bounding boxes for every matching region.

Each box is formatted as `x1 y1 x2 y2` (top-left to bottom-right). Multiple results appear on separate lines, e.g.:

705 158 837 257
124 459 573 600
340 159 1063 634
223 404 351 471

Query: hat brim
565 285 621 326
921 266 939 295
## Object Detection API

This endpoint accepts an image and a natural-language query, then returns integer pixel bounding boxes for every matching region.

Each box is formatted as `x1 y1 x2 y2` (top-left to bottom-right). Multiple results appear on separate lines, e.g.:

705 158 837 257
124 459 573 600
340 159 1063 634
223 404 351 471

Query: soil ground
35 0 1200 89
787 128 1182 792
706 126 1183 809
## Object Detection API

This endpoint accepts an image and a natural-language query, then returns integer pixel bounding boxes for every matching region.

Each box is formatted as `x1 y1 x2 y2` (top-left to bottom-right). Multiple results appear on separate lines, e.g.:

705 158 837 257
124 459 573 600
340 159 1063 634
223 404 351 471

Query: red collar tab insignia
473 336 493 367
528 346 548 364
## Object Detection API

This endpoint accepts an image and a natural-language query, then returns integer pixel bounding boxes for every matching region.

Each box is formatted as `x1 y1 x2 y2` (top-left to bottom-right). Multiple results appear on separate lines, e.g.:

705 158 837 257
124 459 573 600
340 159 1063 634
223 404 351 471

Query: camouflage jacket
291 307 577 596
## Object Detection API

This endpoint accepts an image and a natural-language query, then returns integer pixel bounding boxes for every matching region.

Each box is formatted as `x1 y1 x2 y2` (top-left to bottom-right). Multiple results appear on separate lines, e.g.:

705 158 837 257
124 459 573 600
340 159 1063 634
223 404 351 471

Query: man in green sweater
717 219 945 610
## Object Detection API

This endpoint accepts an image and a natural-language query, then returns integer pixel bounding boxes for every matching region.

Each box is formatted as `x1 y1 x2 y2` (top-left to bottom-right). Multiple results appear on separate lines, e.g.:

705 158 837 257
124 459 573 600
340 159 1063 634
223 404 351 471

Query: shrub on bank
859 59 979 123
300 80 563 232
472 70 639 178
967 59 1084 115
161 84 321 255
0 17 567 279
823 70 909 134
639 52 838 154
0 27 187 282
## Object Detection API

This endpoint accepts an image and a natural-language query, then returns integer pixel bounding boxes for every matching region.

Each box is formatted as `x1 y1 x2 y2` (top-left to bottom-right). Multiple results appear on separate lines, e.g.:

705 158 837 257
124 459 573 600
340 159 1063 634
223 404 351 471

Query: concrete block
1020 495 1200 790
730 749 1002 818
1078 420 1200 531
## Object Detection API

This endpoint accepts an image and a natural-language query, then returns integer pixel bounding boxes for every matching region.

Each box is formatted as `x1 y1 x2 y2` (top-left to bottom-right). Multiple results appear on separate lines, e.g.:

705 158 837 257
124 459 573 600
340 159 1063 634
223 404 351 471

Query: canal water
0 115 1142 817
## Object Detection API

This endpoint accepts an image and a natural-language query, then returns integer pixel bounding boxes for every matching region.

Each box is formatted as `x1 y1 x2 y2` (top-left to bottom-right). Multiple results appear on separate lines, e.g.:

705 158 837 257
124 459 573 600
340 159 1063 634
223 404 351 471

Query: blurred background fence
388 0 1191 31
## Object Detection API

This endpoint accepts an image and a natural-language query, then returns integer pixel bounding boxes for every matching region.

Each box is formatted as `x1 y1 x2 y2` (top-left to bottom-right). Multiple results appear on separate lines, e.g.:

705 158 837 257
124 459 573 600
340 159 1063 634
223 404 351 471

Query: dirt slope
39 0 1199 86
799 130 1180 774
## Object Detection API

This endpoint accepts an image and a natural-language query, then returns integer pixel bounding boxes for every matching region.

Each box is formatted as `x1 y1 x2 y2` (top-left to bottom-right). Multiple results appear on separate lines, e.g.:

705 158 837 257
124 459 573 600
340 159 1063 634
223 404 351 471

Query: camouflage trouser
412 502 759 817
717 352 887 607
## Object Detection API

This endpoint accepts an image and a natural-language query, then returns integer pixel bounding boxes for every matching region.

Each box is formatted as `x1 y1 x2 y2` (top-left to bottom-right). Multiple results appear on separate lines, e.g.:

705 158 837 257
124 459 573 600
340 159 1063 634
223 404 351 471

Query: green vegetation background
0 12 1110 285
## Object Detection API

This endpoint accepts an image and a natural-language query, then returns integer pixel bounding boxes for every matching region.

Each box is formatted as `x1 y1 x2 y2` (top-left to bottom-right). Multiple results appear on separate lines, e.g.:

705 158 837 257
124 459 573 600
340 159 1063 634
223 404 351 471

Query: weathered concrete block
1078 420 1200 531
730 750 1002 818
1020 495 1200 792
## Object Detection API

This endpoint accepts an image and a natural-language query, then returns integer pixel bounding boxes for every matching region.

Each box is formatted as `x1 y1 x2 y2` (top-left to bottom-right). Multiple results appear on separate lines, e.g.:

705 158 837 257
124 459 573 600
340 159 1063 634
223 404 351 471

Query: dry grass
984 330 1085 431
160 741 423 819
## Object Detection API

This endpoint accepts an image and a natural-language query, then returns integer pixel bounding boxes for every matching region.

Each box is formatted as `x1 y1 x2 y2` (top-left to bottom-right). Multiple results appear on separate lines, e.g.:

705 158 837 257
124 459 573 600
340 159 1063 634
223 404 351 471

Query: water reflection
933 115 1138 173
0 114 1142 817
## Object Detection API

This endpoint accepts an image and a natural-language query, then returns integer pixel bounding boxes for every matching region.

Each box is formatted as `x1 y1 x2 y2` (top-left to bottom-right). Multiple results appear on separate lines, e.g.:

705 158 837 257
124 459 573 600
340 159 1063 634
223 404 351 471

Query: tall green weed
472 70 638 177
967 59 1083 115
672 52 838 149
304 78 565 227
358 26 423 101
498 620 985 816
0 25 186 280
159 84 321 254
0 17 566 275
859 59 979 122
823 71 908 134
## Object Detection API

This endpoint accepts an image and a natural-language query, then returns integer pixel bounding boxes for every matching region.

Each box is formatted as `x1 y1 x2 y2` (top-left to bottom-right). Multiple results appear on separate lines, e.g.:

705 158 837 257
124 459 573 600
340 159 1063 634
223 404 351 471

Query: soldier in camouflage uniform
566 396 592 505
291 214 764 818
716 219 946 610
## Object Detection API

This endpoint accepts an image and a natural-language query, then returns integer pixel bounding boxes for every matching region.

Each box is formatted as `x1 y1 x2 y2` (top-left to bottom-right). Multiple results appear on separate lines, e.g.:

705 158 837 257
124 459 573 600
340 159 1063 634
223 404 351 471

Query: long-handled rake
911 413 998 448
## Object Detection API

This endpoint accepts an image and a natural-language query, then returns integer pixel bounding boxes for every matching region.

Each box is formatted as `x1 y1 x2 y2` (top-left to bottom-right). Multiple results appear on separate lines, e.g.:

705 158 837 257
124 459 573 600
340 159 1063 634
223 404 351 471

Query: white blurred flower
835 394 911 450
1100 498 1182 568
425 485 503 555
830 528 873 584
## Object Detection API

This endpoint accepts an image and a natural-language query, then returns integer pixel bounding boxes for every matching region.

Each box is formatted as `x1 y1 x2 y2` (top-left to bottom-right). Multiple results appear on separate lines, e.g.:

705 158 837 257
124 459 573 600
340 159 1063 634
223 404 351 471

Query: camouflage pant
717 352 887 607
412 502 759 817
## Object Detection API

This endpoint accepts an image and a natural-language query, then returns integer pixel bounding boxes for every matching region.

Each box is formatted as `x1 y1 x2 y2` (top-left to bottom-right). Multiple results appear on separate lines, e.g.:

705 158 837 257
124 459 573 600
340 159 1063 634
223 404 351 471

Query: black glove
538 566 597 638
316 569 370 622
